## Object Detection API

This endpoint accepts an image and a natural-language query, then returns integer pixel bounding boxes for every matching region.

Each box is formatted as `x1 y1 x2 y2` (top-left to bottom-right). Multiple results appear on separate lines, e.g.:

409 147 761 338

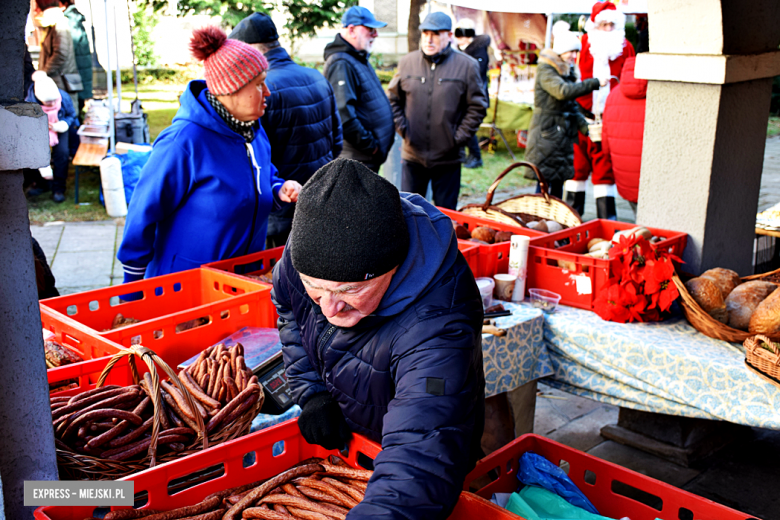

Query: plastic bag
119 148 152 204
518 452 599 514
506 486 614 520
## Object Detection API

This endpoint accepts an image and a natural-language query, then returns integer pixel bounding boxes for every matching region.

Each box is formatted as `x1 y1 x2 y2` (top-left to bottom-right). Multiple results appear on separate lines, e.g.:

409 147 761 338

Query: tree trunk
407 0 426 52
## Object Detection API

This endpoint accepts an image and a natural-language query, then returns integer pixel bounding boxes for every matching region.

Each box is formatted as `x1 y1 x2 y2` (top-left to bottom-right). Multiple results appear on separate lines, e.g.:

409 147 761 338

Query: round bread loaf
725 281 777 330
471 227 496 244
685 277 728 324
749 288 780 335
699 267 740 300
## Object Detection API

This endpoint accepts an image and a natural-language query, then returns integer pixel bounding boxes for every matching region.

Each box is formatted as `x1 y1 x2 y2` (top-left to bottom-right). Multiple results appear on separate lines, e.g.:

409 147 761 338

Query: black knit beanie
289 158 409 282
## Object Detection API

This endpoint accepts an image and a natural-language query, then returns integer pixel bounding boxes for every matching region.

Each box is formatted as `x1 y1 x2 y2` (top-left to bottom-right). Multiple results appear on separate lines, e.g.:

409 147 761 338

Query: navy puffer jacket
262 47 342 188
272 194 485 520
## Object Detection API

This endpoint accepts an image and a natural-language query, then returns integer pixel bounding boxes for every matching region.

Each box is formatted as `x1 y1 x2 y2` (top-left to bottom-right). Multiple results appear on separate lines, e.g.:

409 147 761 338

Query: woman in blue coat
118 27 301 282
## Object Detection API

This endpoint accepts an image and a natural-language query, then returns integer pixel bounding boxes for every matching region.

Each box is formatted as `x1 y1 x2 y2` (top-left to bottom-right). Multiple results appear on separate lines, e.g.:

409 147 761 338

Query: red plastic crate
439 207 543 278
457 239 480 275
202 246 284 283
41 269 269 338
48 354 135 397
526 219 688 310
99 288 276 369
35 419 513 520
42 307 125 380
464 434 750 520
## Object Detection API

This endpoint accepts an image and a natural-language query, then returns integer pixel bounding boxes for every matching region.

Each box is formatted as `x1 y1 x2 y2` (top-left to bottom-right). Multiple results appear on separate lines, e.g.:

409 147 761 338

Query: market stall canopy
447 0 647 14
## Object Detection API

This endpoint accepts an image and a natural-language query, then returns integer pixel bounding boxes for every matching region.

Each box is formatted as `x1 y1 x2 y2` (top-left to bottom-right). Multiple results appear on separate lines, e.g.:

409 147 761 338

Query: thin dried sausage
222 464 323 520
180 370 219 410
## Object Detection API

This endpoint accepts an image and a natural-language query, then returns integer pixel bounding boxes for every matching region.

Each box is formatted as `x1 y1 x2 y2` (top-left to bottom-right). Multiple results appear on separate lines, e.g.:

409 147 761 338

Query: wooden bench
71 137 108 204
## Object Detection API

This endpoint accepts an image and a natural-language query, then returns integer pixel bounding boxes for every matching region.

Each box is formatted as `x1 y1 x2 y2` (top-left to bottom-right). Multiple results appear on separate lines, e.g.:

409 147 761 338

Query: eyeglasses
359 25 378 37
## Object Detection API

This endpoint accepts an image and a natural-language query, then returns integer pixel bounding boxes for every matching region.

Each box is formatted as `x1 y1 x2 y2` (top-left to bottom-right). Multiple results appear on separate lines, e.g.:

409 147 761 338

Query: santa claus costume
564 1 635 220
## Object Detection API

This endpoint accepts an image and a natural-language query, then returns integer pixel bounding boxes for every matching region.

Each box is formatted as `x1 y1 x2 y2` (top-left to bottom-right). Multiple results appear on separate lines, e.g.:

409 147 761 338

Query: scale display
257 355 294 414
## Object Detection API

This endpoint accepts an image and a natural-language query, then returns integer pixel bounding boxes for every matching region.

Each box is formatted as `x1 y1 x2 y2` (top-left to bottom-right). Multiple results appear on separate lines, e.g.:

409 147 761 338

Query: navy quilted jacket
261 46 342 188
272 194 485 519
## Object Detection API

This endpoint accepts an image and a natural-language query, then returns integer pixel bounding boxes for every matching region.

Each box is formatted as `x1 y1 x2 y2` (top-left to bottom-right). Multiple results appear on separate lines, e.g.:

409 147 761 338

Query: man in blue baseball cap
388 11 487 209
323 6 394 173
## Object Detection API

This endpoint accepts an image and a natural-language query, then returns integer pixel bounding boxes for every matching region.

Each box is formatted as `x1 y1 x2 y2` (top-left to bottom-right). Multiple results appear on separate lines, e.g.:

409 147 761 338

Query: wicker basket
56 344 261 480
459 162 583 229
744 334 780 385
673 271 780 344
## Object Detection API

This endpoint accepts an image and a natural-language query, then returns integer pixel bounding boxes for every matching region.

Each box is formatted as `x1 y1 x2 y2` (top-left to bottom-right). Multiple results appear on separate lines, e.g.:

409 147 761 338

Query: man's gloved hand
298 392 351 450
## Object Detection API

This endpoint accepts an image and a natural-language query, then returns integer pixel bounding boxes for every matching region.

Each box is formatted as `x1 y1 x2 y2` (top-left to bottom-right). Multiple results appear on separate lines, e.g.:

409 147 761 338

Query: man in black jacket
323 6 394 173
388 12 487 209
455 19 491 169
230 13 342 248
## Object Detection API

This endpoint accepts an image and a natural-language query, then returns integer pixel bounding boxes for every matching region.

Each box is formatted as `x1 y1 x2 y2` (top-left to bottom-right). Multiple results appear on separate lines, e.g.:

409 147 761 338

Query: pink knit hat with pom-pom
190 25 268 95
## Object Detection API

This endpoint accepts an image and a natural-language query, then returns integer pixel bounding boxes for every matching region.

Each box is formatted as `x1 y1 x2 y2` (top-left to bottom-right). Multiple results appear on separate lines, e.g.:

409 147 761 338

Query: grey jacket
39 12 79 92
524 49 599 183
388 45 487 168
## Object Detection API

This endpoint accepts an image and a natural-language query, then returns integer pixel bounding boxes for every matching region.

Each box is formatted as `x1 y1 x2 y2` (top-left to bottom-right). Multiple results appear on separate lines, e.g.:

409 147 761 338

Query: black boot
565 191 586 217
596 196 617 220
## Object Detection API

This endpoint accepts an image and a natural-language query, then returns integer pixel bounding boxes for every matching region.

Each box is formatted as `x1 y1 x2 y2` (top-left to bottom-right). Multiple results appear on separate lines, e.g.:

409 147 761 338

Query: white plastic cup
475 277 495 310
508 235 530 302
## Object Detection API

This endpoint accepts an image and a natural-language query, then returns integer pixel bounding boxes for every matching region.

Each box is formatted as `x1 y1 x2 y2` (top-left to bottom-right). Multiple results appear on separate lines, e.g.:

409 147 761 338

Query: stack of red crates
41 269 277 369
526 219 687 310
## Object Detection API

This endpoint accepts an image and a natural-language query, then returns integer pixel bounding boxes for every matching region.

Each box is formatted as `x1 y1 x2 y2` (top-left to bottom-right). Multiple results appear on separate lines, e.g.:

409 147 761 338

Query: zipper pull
421 77 425 84
432 63 436 71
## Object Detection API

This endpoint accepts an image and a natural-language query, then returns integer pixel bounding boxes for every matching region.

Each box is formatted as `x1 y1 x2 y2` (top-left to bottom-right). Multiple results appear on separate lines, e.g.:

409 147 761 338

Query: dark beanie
289 158 409 282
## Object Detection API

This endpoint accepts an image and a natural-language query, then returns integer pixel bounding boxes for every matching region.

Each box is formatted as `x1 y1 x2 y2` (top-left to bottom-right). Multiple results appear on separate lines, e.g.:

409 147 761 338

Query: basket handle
97 345 208 466
747 334 780 365
483 161 550 211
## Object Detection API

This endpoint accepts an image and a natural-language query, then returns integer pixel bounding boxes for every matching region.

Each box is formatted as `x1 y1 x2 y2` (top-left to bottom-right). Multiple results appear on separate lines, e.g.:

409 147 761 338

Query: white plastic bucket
100 156 127 217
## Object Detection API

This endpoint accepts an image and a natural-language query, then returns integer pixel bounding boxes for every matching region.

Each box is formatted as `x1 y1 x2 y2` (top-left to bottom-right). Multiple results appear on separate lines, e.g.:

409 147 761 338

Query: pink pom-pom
190 26 227 62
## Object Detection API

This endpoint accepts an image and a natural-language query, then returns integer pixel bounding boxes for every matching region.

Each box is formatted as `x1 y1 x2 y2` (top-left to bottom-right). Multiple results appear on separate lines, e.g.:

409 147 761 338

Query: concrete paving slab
30 225 63 261
51 250 113 288
546 405 618 453
534 384 604 436
586 440 700 488
682 427 780 519
112 256 123 279
57 223 117 253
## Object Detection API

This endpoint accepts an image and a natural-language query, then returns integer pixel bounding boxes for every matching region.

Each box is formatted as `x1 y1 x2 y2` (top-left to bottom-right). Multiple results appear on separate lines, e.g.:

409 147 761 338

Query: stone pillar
0 1 60 517
635 0 780 275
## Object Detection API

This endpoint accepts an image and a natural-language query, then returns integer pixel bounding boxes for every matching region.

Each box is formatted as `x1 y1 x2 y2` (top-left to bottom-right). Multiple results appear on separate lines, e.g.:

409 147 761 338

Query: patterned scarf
206 90 256 143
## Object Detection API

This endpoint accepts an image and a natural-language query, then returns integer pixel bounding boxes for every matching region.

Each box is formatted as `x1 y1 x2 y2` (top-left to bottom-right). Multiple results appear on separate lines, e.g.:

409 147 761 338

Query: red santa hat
588 1 625 30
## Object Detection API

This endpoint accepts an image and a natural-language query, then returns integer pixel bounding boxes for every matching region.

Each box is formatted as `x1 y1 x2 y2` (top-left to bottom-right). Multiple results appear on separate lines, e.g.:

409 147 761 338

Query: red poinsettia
593 234 683 323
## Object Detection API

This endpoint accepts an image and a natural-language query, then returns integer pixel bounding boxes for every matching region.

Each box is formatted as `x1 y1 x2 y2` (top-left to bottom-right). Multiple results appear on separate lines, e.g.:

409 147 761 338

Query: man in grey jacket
388 12 487 209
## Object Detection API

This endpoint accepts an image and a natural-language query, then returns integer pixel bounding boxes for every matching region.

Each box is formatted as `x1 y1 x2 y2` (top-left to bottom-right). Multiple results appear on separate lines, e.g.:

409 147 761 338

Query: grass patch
459 128 534 202
27 165 110 225
769 116 780 138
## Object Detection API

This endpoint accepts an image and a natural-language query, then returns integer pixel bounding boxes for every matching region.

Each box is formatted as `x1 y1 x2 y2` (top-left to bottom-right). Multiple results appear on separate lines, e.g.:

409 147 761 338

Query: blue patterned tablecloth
482 303 553 397
541 305 780 429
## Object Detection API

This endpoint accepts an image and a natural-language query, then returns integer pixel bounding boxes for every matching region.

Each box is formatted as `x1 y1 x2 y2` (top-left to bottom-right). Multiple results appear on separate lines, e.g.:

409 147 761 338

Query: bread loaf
471 227 496 244
685 277 728 323
699 268 740 300
749 288 780 335
725 281 777 330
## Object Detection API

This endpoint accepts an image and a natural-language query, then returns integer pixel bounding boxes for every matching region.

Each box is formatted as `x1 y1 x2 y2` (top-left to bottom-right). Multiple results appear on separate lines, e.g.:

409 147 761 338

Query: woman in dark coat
525 22 602 198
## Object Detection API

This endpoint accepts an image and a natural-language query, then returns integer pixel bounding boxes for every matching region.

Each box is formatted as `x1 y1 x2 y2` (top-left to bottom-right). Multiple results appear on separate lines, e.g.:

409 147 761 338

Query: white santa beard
588 28 626 115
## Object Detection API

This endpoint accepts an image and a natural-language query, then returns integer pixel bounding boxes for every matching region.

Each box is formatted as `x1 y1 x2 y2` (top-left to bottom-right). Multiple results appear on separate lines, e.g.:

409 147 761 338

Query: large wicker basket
744 334 780 385
673 269 780 343
56 344 262 480
459 162 583 229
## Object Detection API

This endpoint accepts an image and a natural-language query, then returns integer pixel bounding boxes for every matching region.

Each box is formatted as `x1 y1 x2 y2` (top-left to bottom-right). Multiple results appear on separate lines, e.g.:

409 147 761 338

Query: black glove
298 392 351 450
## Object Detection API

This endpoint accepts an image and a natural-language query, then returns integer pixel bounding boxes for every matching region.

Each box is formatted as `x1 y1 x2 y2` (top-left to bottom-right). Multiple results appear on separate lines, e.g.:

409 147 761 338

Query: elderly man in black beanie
271 158 485 519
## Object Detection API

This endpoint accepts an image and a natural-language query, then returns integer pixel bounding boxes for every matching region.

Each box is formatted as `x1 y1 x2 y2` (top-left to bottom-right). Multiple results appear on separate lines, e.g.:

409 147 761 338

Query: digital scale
178 327 295 416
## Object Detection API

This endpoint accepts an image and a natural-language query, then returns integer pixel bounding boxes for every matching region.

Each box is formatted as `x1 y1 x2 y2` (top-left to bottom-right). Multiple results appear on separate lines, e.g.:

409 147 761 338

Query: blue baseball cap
342 6 387 29
419 11 452 32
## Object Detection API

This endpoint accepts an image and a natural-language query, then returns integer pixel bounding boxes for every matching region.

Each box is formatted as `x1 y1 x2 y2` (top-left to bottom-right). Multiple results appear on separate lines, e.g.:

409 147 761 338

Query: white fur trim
593 184 617 198
594 8 625 29
564 180 588 193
